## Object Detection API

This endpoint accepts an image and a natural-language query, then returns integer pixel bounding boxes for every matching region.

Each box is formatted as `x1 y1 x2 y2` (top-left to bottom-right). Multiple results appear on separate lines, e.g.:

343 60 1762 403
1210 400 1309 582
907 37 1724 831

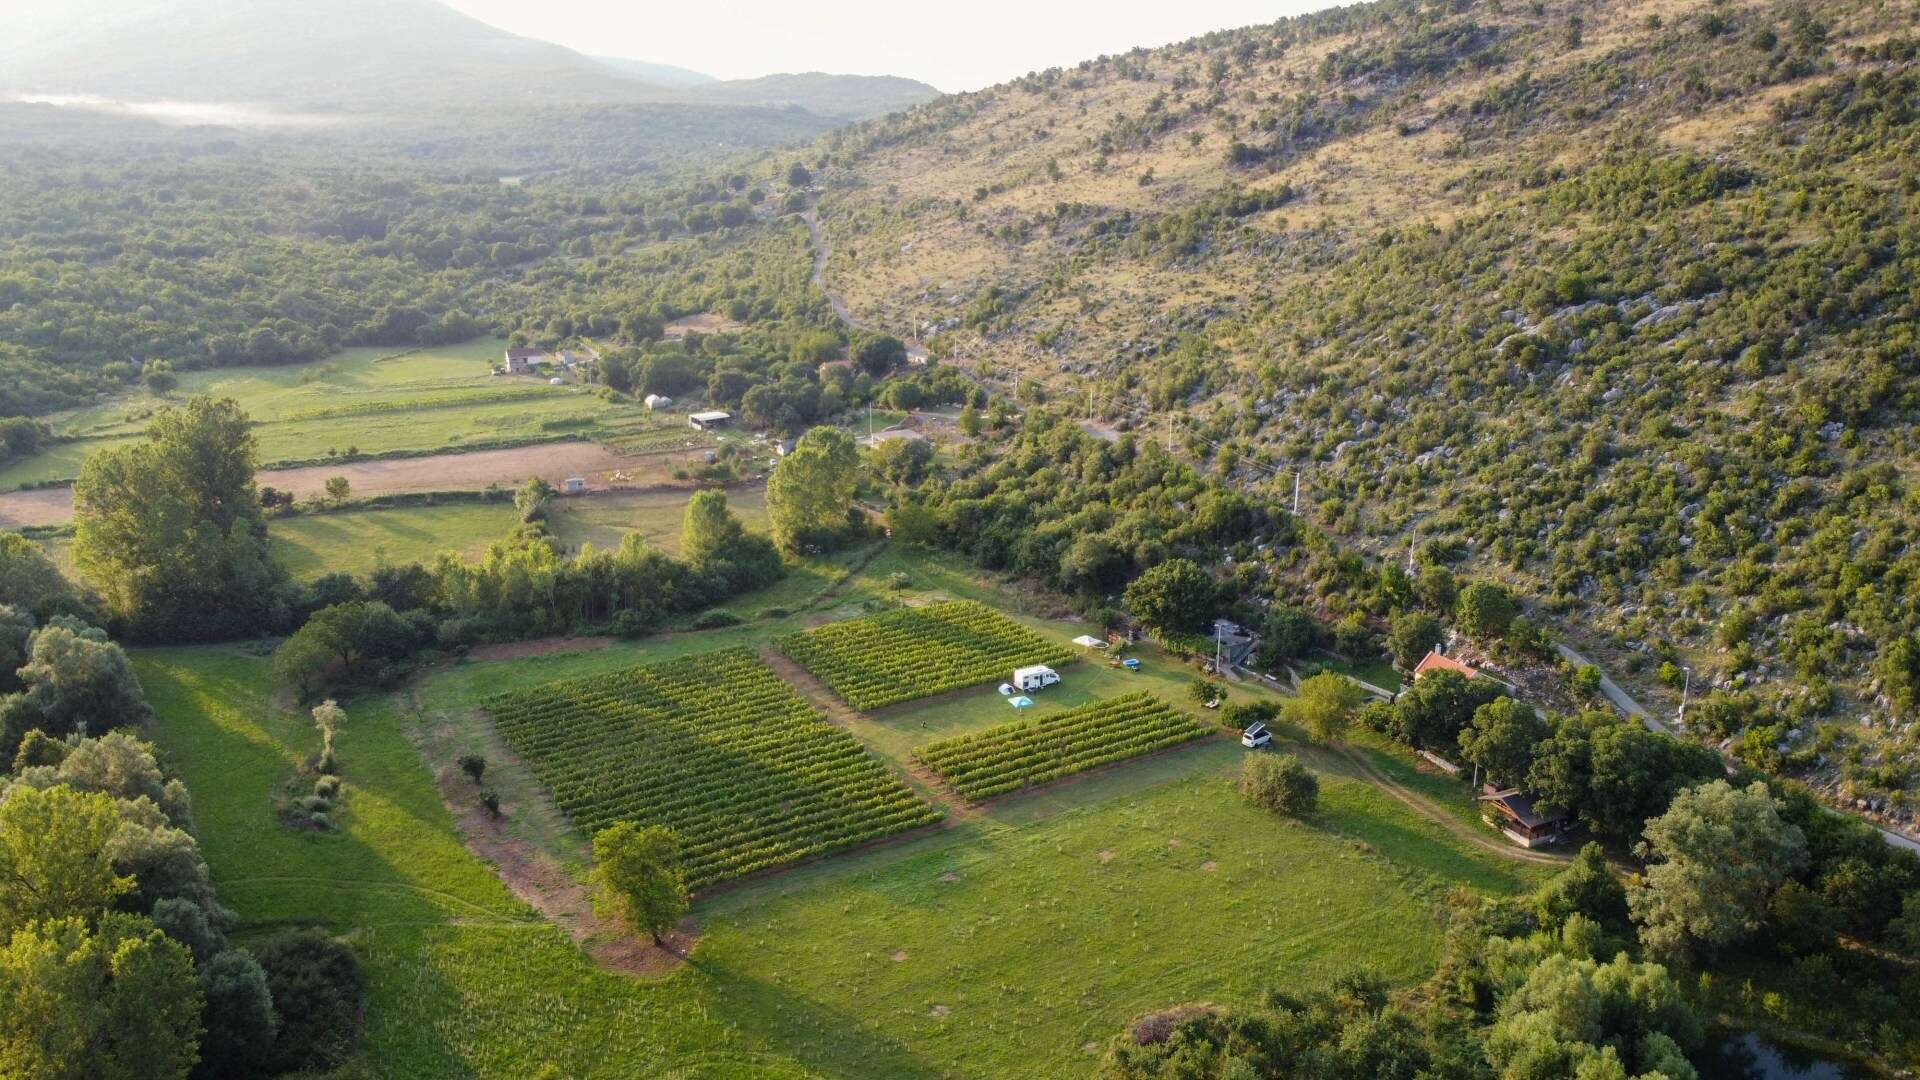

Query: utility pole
1677 666 1692 728
1406 528 1417 573
1213 621 1223 676
1292 470 1301 515
1166 414 1174 453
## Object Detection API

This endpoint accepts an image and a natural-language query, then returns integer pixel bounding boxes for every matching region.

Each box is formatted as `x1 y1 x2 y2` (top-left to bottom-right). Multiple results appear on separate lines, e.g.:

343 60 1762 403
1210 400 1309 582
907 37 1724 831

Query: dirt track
0 441 679 528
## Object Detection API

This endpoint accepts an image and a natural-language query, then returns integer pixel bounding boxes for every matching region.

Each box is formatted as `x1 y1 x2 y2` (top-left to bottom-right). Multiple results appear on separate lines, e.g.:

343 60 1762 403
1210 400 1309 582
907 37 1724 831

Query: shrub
1239 754 1319 817
196 949 278 1079
254 930 363 1074
689 610 742 630
458 753 486 785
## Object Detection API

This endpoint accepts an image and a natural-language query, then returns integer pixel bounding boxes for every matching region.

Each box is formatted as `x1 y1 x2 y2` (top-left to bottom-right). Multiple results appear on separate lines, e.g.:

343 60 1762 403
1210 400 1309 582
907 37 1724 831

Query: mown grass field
135 546 1554 1078
0 338 670 490
548 487 769 556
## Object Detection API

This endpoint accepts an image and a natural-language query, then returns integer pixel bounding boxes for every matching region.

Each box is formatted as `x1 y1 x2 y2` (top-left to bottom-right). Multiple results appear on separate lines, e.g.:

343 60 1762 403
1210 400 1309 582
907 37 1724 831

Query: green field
0 339 667 490
548 487 769 555
133 546 1553 1078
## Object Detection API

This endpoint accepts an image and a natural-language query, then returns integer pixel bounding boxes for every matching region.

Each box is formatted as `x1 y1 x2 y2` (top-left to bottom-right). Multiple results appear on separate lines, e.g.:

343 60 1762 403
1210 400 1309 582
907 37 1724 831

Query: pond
1696 1032 1871 1080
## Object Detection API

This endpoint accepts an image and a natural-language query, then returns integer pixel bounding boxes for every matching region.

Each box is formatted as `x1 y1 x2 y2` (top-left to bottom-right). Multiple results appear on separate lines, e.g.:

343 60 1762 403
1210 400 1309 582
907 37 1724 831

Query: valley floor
136 545 1554 1078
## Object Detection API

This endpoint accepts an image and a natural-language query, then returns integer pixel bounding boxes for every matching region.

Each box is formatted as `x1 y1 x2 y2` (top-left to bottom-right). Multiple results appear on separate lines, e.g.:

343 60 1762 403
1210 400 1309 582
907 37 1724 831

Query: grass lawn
548 487 768 556
267 502 522 578
0 339 665 490
134 546 1555 1078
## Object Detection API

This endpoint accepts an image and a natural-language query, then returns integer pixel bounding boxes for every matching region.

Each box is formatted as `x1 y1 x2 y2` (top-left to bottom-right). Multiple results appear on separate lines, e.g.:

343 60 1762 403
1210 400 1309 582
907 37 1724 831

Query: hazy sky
440 0 1346 92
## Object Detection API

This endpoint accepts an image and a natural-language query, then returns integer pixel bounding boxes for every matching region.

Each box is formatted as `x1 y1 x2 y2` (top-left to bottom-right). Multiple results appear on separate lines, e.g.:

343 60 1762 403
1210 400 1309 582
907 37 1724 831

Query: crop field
0 339 670 490
775 599 1074 710
914 692 1208 801
484 646 941 887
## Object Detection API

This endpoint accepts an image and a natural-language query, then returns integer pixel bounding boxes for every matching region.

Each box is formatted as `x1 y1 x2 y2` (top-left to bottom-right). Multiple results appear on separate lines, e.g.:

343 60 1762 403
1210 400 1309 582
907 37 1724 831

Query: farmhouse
1413 649 1479 680
689 410 733 431
503 347 545 374
1478 785 1569 848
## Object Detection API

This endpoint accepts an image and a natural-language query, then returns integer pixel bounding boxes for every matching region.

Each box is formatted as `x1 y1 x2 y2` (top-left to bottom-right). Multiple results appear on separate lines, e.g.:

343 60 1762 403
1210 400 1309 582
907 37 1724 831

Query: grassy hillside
807 0 1920 781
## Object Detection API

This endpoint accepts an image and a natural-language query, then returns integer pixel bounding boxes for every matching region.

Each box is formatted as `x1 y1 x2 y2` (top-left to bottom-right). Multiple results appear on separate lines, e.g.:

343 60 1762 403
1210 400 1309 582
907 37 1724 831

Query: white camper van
1011 665 1061 692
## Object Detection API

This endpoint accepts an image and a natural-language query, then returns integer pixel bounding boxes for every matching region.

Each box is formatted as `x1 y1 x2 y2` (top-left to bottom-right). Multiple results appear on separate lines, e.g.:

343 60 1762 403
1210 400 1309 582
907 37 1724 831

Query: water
1696 1032 1868 1080
11 94 343 129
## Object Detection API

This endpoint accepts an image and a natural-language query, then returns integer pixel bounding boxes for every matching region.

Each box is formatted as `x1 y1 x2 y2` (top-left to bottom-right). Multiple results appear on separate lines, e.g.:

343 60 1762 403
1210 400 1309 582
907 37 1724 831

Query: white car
1240 722 1272 749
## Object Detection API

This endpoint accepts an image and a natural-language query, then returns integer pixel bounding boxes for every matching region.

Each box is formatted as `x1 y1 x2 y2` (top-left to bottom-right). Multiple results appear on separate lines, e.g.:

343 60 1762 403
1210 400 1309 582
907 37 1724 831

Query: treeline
0 604 363 1077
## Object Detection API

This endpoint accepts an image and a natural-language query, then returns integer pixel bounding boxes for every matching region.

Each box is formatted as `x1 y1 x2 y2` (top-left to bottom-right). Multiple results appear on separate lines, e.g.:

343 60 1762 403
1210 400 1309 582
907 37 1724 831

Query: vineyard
775 600 1075 710
914 693 1209 801
483 647 941 888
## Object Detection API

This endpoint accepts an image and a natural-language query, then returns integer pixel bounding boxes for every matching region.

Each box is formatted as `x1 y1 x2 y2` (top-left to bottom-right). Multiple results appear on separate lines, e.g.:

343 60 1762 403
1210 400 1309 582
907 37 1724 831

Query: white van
1011 665 1061 692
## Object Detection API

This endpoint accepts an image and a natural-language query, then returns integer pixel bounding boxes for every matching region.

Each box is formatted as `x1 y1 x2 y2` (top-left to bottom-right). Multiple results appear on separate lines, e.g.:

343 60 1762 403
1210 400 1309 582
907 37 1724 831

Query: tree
0 913 202 1080
1629 780 1808 958
853 333 907 377
1286 671 1363 743
1458 696 1549 788
71 396 280 641
1122 558 1215 633
870 436 934 485
0 622 152 763
786 160 813 188
680 490 782 594
1528 716 1724 838
1239 754 1318 817
1455 581 1517 642
1535 842 1630 929
1058 533 1128 594
271 602 417 695
253 929 363 1073
1485 953 1702 1079
311 700 344 774
1877 635 1920 713
1187 676 1225 707
195 948 278 1079
323 476 350 502
0 784 132 936
958 402 982 437
0 534 86 623
1257 605 1318 667
589 822 690 947
766 426 860 554
458 754 486 785
514 477 556 523
1386 611 1442 672
1389 669 1503 750
1416 564 1458 614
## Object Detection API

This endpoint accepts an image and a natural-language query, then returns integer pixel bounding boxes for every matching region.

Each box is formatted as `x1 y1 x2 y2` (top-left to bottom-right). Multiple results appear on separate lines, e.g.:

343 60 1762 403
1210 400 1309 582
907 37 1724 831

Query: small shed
561 477 587 495
689 410 733 432
644 394 674 411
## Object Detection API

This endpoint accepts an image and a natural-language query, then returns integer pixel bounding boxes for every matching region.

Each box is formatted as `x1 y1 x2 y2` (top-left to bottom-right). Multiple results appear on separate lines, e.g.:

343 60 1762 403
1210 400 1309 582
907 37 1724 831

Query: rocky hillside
808 0 1920 799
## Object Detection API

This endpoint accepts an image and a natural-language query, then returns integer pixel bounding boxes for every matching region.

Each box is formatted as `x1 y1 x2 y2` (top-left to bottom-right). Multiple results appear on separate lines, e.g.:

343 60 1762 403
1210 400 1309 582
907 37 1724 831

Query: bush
611 605 662 639
253 930 363 1074
689 610 742 630
1239 753 1319 817
195 949 278 1080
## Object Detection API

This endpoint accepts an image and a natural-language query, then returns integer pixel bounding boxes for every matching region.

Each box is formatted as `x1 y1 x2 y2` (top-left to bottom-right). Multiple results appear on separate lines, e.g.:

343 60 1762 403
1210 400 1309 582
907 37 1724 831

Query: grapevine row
483 646 942 888
775 600 1074 710
913 692 1208 801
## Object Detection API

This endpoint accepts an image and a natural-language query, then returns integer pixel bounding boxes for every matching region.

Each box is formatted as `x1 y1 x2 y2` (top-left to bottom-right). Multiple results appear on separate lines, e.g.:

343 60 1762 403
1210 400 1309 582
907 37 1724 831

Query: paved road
1555 644 1920 854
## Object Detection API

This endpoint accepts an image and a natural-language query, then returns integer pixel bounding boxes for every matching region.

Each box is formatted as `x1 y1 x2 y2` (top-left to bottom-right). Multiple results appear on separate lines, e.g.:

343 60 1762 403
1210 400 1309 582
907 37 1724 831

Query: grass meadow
0 339 665 490
134 546 1553 1078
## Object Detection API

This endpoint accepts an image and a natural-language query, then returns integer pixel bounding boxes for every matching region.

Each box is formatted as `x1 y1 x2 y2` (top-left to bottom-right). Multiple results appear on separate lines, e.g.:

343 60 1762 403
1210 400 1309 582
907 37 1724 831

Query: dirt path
466 635 615 663
800 207 928 363
0 440 687 527
1330 746 1568 867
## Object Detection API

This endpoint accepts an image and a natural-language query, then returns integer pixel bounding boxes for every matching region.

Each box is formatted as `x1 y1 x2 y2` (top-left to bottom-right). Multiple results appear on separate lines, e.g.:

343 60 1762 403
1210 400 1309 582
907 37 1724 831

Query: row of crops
484 647 942 889
914 692 1209 801
775 600 1075 710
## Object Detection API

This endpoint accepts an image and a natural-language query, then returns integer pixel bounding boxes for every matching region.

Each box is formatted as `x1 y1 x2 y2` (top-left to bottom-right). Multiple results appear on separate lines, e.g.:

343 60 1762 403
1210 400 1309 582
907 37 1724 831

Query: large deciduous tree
590 822 690 947
1629 780 1808 958
1122 558 1215 634
0 784 131 937
1458 696 1549 789
0 913 202 1080
1388 669 1504 750
1286 671 1364 744
766 426 860 554
1386 611 1443 672
72 396 280 641
1454 581 1517 643
680 490 782 594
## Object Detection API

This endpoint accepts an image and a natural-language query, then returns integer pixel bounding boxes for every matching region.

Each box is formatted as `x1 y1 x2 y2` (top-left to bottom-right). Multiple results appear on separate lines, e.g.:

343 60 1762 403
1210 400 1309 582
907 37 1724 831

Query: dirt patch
1166 837 1183 848
466 635 615 663
0 440 686 525
889 949 908 963
1200 860 1217 872
662 312 742 339
929 1004 951 1018
1097 850 1116 863
939 871 959 883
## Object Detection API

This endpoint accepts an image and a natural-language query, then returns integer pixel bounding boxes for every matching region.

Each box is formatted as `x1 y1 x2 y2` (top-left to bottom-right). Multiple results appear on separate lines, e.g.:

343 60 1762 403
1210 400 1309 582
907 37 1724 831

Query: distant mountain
0 0 937 120
677 73 941 120
591 56 717 88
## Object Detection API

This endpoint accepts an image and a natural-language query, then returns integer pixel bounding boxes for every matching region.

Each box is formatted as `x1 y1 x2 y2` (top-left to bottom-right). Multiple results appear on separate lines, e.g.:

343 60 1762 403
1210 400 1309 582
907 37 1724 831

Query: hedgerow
775 600 1074 710
914 692 1207 801
484 647 940 888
